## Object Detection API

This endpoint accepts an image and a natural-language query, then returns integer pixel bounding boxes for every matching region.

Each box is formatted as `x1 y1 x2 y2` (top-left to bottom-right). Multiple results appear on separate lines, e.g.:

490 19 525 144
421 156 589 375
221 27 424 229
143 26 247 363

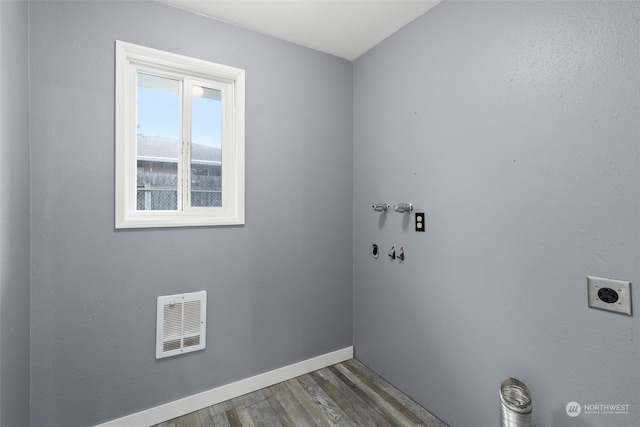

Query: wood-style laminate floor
154 358 448 427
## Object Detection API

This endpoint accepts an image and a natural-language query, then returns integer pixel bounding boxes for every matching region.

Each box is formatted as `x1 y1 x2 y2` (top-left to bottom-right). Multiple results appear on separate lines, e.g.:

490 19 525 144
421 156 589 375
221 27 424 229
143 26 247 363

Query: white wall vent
156 291 206 359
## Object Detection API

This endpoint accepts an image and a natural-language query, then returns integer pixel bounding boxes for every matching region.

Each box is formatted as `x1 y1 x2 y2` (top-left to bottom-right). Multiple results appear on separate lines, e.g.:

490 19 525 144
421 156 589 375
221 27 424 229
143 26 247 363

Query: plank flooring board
230 390 266 411
333 363 425 426
235 407 255 427
175 411 201 427
310 369 382 427
297 372 352 427
323 366 401 427
343 360 447 427
327 365 408 427
151 360 448 427
202 397 235 418
198 406 231 427
244 396 283 427
225 408 243 427
332 364 413 425
284 378 334 427
352 360 447 427
267 382 317 427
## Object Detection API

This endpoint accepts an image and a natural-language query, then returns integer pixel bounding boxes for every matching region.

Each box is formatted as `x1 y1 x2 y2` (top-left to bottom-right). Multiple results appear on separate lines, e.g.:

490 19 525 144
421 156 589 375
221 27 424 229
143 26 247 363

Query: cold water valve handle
393 203 413 213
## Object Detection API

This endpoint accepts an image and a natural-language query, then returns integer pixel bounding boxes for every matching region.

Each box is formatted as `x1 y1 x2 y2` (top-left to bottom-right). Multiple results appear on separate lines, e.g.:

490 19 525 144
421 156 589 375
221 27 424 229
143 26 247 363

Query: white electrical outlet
587 276 632 316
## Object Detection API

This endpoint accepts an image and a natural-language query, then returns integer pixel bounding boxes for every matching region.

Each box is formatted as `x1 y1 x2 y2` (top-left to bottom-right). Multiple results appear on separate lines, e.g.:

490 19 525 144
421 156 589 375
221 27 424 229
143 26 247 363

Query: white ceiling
158 0 441 60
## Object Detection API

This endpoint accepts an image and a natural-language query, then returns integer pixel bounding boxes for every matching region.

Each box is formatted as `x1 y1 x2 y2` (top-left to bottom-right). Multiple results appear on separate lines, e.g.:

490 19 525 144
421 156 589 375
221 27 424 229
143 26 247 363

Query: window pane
191 86 222 207
137 73 179 211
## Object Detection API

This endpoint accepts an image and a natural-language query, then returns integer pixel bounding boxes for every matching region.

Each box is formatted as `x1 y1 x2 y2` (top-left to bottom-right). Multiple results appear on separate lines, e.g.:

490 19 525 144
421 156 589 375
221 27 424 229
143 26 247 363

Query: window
115 41 245 228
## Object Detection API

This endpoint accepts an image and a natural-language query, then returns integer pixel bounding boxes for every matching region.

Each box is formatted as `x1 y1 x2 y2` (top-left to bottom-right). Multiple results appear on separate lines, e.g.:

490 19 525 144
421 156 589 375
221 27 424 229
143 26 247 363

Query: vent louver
156 291 206 359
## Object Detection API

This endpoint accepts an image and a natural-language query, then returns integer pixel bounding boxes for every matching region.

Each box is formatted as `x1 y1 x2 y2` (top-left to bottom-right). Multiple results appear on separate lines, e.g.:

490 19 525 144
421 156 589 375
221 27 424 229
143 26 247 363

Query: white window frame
115 41 245 228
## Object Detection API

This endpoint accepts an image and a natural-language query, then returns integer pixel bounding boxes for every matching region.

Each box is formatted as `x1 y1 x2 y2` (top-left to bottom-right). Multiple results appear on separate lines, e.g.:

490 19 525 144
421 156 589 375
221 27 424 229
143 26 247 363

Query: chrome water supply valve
393 203 413 213
372 203 390 212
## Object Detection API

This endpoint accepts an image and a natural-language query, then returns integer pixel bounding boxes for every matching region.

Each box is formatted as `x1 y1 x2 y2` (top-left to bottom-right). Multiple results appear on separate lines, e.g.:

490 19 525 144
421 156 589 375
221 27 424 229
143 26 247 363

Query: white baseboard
94 346 354 427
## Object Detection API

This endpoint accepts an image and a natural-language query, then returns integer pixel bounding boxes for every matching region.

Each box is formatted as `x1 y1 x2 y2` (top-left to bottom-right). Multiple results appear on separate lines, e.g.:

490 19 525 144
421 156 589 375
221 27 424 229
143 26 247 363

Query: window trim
115 41 245 228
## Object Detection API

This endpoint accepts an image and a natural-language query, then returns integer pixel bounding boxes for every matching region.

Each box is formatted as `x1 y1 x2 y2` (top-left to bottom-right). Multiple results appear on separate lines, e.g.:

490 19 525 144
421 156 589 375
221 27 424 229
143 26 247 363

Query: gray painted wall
0 1 31 426
354 2 639 427
28 1 353 425
24 1 640 426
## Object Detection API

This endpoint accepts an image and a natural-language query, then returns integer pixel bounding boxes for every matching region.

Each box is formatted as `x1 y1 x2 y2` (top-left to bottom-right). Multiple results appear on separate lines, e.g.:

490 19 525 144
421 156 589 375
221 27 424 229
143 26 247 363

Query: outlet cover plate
415 212 425 232
587 276 632 316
